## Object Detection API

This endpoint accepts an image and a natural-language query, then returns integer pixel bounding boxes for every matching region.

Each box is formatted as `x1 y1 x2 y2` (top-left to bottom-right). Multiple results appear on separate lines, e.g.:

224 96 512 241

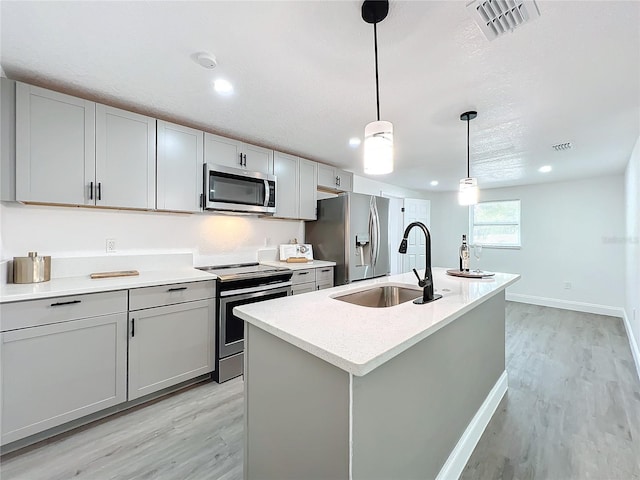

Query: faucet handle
412 268 426 288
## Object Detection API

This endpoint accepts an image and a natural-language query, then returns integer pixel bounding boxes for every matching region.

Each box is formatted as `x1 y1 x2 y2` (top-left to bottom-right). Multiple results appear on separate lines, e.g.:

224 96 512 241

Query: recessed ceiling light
538 165 552 173
214 79 234 95
430 180 439 186
349 137 361 148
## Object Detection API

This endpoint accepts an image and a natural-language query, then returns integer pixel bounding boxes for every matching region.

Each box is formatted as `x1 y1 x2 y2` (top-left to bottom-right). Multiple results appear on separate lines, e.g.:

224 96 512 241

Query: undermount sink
333 285 422 308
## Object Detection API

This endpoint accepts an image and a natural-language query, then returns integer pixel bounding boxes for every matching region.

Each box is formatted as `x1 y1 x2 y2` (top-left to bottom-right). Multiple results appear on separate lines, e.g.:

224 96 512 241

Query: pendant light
362 0 393 175
458 111 479 205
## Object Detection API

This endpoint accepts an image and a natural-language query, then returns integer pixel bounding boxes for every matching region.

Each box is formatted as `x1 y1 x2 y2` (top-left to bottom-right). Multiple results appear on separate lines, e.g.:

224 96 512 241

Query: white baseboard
622 310 640 382
436 371 508 480
506 293 625 318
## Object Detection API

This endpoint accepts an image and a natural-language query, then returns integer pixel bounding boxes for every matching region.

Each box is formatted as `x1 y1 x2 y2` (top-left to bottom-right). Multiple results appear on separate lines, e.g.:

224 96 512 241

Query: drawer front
0 291 128 332
292 283 316 296
316 281 334 292
129 280 215 311
316 267 334 285
291 269 316 285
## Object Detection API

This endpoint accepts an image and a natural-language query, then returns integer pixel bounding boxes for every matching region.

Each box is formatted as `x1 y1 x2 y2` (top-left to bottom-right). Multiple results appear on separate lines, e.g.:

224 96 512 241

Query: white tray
446 269 495 278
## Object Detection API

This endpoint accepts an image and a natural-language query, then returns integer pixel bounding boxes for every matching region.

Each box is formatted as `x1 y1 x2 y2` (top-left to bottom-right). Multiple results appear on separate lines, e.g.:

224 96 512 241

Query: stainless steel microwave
203 164 276 215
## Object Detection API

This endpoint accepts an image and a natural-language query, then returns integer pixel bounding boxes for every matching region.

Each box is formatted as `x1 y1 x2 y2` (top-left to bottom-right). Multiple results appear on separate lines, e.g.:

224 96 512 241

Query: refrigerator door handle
373 199 381 267
369 202 376 266
369 197 380 268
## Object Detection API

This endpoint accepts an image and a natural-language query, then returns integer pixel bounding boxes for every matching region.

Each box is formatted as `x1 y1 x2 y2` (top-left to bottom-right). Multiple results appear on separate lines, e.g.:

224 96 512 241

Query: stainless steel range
197 263 293 383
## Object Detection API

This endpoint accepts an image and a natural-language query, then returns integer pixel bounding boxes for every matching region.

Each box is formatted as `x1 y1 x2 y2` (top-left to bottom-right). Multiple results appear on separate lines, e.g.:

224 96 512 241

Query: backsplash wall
0 202 304 265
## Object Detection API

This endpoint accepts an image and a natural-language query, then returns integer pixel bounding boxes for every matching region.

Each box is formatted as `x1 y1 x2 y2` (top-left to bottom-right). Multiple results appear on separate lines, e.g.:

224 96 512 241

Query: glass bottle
459 235 470 272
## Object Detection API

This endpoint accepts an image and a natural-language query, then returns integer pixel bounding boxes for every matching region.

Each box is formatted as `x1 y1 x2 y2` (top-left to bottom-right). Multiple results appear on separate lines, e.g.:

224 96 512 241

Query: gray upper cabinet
156 120 204 212
298 158 318 220
274 151 298 219
95 105 156 209
204 132 273 175
317 164 353 192
204 132 241 169
15 83 96 205
15 83 156 209
1 78 16 202
273 153 318 220
242 143 274 174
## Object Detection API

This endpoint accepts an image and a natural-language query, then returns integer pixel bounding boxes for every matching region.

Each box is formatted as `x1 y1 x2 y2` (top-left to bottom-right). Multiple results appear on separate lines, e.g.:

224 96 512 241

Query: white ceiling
1 1 639 193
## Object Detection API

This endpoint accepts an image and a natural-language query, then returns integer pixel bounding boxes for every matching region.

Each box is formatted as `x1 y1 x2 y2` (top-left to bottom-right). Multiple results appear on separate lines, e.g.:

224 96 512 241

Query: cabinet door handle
167 286 188 292
321 269 330 272
131 318 135 337
50 300 81 307
243 154 247 167
239 153 243 166
298 272 309 275
89 181 94 200
97 182 102 200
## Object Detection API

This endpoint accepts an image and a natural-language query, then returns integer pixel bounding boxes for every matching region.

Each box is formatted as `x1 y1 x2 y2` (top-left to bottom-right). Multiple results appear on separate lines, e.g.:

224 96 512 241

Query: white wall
429 175 626 312
625 136 640 365
0 202 304 266
352 175 430 199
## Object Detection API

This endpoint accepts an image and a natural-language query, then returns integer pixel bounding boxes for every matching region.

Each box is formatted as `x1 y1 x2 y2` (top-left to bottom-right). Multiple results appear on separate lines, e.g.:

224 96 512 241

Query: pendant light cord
374 22 380 121
466 116 470 178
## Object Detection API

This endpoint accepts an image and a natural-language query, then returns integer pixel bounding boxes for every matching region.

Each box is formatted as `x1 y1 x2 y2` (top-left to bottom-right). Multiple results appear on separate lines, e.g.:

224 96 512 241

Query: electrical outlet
106 238 116 254
563 281 572 290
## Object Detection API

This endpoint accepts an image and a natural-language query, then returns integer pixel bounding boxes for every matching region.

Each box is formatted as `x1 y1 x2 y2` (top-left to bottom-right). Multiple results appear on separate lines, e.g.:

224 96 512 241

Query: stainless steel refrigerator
305 192 390 286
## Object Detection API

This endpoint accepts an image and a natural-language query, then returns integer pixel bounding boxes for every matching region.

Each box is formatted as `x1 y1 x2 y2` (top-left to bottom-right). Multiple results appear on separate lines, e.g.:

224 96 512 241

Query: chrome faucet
398 222 442 305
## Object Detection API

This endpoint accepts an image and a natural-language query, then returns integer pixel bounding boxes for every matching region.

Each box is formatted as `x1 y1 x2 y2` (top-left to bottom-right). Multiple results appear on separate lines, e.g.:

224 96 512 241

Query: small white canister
13 252 51 284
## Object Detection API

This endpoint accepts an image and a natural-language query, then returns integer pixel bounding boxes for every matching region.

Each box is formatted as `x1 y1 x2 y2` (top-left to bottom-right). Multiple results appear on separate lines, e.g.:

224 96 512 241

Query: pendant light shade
458 177 479 205
458 111 479 206
364 120 393 174
362 1 393 175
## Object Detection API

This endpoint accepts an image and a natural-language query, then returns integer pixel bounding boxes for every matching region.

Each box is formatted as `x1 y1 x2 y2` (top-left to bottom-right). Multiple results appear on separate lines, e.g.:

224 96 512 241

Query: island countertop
234 267 520 376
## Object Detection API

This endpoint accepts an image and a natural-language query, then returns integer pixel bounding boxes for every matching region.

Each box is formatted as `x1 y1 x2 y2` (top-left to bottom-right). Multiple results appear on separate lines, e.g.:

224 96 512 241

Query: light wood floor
1 302 639 480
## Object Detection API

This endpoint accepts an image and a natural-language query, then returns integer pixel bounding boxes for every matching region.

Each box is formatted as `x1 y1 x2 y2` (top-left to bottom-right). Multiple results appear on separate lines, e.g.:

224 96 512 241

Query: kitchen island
234 267 520 480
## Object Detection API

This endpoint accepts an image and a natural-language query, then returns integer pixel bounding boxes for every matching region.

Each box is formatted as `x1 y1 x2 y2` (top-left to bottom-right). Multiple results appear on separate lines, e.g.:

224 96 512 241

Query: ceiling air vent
552 142 573 151
467 0 541 41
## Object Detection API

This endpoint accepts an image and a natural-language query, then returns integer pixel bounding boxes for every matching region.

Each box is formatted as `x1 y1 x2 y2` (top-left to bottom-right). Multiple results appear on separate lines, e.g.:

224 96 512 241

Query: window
470 200 521 247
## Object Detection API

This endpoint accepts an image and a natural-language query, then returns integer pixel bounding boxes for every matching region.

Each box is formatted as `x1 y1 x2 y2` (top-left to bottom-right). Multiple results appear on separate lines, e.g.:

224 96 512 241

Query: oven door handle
220 281 292 298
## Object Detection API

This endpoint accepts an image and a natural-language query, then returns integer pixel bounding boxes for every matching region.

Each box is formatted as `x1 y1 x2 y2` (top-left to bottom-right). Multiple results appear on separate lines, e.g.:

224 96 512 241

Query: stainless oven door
219 284 291 359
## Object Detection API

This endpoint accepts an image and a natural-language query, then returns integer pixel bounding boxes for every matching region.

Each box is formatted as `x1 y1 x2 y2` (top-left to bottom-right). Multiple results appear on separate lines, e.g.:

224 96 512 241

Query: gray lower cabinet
291 267 334 295
316 267 334 290
127 281 215 400
0 292 128 445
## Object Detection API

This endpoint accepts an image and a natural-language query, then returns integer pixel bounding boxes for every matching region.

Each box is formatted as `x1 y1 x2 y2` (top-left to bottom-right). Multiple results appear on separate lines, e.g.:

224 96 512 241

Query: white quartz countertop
235 267 520 376
260 260 336 271
0 268 216 303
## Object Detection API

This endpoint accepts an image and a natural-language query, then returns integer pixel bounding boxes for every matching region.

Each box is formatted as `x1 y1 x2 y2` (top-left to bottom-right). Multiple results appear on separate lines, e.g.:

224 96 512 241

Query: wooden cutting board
286 257 310 263
90 270 140 279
